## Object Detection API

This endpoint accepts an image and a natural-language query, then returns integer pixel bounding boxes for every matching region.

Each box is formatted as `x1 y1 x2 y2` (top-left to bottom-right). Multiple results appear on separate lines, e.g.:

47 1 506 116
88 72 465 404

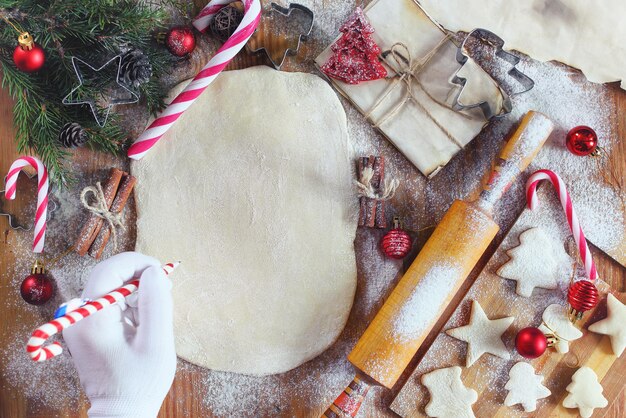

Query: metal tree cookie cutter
451 28 535 119
248 2 314 70
0 173 58 231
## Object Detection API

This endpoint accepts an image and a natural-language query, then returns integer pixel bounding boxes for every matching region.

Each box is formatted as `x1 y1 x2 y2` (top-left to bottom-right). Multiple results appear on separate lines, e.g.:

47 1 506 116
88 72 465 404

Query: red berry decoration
515 327 548 359
321 7 387 85
165 26 196 57
567 279 599 321
20 261 54 305
381 217 412 259
565 126 599 156
13 32 45 72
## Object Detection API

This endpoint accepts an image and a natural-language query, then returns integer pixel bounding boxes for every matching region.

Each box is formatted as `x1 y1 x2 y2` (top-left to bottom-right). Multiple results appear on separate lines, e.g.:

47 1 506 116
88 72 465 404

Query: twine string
364 38 469 149
80 182 125 252
355 166 399 200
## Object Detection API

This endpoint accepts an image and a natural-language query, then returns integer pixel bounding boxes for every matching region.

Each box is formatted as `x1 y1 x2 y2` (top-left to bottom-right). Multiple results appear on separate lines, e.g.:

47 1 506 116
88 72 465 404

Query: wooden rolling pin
323 111 554 418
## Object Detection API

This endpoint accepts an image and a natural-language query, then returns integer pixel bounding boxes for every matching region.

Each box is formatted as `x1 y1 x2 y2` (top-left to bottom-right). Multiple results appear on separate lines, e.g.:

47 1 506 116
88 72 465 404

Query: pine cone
58 123 88 148
119 49 152 88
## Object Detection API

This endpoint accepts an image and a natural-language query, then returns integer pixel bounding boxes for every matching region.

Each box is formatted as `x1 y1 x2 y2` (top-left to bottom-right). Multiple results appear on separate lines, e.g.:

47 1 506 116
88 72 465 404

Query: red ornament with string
565 126 599 156
20 260 54 305
381 217 412 259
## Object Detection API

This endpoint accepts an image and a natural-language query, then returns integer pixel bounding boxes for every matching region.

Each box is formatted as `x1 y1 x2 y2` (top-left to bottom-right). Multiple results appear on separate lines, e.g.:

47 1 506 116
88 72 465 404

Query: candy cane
526 169 597 281
26 262 180 362
5 156 49 253
127 0 262 160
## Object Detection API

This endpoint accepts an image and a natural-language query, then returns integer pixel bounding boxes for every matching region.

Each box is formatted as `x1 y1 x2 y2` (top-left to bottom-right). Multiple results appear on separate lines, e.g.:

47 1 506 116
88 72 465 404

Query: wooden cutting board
390 185 626 417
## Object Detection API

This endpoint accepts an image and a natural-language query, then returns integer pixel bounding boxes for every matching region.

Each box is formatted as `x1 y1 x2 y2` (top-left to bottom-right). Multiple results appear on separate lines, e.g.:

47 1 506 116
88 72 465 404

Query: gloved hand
63 252 176 418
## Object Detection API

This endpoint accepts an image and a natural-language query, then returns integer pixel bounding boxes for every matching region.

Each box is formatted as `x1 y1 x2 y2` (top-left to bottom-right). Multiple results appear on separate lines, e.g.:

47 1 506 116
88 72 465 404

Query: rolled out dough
132 67 357 375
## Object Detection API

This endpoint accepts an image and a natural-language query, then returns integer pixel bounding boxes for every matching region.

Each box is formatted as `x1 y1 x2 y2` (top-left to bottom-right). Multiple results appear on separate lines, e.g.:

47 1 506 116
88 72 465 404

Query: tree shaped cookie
504 362 551 412
446 300 514 367
588 294 626 356
562 367 608 418
422 366 477 418
538 304 582 353
497 227 572 297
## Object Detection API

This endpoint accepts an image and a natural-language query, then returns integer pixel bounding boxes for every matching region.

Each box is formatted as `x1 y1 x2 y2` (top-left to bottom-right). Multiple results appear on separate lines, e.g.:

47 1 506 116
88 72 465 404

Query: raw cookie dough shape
497 227 573 297
562 366 608 418
422 366 477 418
588 293 626 356
538 304 582 354
504 362 551 412
133 67 358 375
446 300 514 367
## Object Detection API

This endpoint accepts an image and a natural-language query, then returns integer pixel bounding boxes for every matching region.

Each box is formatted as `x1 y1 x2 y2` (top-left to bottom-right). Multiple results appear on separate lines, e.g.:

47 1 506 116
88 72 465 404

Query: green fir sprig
0 0 177 185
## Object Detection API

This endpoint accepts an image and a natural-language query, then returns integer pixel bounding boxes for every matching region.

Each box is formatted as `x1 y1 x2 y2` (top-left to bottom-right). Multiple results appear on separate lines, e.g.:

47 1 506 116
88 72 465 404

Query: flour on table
497 227 573 297
446 300 514 367
132 67 358 376
562 366 608 418
588 294 626 357
504 362 551 412
537 303 582 354
422 366 477 418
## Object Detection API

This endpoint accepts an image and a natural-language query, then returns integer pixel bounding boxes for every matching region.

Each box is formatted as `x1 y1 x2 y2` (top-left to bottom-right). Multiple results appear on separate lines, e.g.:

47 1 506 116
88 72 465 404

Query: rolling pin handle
322 374 370 418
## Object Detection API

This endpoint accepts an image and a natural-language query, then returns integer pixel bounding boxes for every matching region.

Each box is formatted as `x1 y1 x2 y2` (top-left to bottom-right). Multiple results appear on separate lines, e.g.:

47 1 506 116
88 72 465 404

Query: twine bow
355 166 399 200
80 182 125 252
364 39 470 149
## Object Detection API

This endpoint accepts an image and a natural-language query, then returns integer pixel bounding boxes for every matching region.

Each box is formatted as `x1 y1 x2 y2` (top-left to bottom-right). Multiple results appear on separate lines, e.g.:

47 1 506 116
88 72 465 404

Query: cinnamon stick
357 156 386 228
75 168 124 256
88 173 137 259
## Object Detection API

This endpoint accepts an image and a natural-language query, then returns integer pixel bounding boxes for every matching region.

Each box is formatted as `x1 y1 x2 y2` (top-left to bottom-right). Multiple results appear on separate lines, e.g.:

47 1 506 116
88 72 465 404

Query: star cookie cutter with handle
0 173 58 231
451 28 535 119
248 2 314 69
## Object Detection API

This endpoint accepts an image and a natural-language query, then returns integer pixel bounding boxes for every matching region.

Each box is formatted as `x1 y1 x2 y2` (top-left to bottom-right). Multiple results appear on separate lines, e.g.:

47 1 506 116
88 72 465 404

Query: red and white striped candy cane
127 0 262 160
5 156 49 253
26 262 180 362
526 169 597 281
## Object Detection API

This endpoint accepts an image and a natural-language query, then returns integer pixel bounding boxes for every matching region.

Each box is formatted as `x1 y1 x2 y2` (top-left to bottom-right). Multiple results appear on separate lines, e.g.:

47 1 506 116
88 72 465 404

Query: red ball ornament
12 32 45 72
165 26 196 57
20 261 53 305
381 218 412 259
515 327 548 359
565 126 598 156
568 280 599 320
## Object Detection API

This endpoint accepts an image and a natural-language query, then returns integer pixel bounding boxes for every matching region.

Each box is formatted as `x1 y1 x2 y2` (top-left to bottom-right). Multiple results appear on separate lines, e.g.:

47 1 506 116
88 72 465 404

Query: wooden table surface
1 1 624 417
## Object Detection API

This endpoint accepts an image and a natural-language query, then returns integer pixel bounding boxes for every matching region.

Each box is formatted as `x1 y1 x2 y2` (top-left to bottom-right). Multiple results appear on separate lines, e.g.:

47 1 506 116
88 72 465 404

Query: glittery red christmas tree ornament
381 217 411 259
20 260 54 305
515 327 548 359
321 7 387 85
567 279 599 321
565 126 599 156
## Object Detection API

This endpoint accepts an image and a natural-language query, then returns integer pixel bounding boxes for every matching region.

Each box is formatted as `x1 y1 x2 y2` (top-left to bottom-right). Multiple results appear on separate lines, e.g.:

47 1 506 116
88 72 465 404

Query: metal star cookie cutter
249 2 314 70
62 55 139 127
451 28 535 119
0 173 59 231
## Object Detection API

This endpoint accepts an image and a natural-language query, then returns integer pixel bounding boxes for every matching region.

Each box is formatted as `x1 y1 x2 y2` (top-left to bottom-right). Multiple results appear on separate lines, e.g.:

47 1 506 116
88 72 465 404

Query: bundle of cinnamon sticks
75 168 136 259
357 156 387 228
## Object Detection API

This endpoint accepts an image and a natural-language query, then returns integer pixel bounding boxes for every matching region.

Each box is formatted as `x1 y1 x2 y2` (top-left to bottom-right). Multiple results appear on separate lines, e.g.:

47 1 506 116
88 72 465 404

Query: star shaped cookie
588 294 626 357
497 227 572 297
446 300 514 367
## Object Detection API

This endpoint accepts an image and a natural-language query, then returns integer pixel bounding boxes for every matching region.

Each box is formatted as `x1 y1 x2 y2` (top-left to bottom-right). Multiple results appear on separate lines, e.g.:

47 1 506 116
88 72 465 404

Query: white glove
63 252 176 418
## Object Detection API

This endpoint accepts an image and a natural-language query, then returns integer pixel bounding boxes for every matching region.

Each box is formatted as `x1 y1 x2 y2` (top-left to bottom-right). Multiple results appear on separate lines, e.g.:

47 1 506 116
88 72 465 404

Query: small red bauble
515 327 548 359
20 262 54 305
565 126 598 156
381 218 412 259
568 280 599 320
165 26 196 57
13 34 45 73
